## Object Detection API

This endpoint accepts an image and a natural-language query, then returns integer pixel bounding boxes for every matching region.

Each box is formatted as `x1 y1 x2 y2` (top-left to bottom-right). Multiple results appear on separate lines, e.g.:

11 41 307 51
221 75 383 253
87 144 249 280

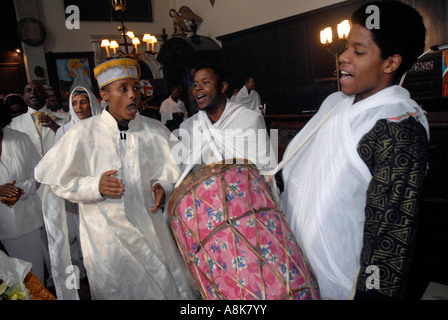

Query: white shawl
281 86 429 300
54 86 102 143
234 85 262 112
174 100 277 187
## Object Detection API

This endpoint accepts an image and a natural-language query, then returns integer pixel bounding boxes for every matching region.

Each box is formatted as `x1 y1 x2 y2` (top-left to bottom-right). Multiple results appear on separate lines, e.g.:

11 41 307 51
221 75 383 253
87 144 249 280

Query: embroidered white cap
94 58 140 89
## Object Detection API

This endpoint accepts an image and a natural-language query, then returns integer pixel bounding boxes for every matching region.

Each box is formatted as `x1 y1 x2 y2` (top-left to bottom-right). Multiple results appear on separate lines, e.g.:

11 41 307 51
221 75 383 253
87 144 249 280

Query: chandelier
320 19 351 91
100 0 158 60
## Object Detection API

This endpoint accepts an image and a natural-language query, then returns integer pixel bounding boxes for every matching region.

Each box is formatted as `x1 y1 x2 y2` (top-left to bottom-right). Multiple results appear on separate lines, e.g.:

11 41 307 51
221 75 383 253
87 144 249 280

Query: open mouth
340 70 353 80
195 95 206 105
127 103 137 113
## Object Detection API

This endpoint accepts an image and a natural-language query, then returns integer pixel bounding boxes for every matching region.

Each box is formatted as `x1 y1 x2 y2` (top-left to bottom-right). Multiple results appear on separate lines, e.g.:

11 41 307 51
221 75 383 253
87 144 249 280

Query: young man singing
281 1 429 300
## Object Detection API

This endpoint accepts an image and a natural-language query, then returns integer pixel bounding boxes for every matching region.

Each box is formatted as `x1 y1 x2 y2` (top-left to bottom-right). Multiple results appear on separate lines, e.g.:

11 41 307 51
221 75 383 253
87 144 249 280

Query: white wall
37 0 346 53
37 0 174 53
171 0 346 40
19 0 345 84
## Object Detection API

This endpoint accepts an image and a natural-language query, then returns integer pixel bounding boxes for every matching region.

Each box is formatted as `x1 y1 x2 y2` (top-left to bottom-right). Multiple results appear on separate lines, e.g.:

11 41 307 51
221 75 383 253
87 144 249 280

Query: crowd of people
0 1 430 300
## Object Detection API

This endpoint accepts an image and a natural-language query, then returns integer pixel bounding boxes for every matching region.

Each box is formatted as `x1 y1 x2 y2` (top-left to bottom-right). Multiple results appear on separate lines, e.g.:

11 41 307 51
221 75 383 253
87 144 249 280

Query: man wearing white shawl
233 77 262 112
174 64 277 188
35 58 198 300
159 84 188 127
281 1 429 300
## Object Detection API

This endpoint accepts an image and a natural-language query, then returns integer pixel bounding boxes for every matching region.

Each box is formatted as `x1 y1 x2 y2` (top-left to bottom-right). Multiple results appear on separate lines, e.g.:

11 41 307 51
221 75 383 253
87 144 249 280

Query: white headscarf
55 86 101 142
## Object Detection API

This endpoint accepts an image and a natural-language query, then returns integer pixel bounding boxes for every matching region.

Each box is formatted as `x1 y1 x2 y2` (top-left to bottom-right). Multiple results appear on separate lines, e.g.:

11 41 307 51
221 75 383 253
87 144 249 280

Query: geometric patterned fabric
355 118 428 299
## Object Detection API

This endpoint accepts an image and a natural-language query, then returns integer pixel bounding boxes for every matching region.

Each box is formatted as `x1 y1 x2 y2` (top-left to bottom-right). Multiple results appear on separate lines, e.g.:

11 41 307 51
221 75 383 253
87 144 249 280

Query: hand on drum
99 170 124 197
150 183 165 213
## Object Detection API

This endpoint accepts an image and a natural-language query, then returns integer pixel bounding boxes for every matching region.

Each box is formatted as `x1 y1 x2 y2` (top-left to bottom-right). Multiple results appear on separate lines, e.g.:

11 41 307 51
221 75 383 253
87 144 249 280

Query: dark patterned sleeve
354 117 428 299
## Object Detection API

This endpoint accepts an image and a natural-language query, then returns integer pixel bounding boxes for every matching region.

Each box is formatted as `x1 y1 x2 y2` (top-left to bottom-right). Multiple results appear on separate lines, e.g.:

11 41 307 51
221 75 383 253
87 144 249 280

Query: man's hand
99 170 124 197
150 183 166 212
37 113 60 133
0 181 24 207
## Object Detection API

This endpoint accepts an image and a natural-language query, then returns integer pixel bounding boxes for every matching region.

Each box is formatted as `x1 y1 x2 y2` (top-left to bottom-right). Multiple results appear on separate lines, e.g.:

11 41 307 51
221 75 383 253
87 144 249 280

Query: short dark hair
244 77 255 83
351 1 426 79
0 99 12 128
194 63 228 86
5 94 26 108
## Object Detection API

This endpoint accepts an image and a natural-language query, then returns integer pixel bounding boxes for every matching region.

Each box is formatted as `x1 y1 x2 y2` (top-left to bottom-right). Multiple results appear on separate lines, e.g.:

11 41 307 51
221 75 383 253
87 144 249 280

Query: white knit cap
94 58 140 89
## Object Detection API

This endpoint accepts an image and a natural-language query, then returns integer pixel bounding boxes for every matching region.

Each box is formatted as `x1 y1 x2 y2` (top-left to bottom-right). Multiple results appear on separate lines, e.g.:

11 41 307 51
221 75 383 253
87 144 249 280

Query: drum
167 162 320 300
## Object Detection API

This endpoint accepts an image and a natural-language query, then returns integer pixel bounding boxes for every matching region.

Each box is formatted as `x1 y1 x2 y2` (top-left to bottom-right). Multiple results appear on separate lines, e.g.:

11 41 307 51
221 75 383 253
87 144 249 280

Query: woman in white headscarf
43 86 101 299
54 86 101 142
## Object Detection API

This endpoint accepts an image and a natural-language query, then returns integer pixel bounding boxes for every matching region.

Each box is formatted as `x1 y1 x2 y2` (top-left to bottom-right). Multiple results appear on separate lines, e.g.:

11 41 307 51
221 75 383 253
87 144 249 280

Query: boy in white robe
281 1 428 300
35 58 198 300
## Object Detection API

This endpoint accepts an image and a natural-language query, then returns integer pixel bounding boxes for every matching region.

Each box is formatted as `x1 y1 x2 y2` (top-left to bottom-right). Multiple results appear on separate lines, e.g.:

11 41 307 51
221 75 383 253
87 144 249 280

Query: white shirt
9 107 56 157
0 128 42 240
159 96 188 124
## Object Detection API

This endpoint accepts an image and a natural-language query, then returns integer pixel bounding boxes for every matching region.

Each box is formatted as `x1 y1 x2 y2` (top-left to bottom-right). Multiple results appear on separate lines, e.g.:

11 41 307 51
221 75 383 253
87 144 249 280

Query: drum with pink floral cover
167 162 320 300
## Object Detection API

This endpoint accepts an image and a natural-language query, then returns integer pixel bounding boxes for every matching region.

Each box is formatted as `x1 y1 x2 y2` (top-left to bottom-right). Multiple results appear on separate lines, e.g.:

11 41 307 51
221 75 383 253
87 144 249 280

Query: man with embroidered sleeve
281 1 428 300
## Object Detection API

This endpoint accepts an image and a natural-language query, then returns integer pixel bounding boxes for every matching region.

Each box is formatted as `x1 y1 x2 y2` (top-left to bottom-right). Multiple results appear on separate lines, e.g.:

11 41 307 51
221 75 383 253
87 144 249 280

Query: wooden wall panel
218 0 447 115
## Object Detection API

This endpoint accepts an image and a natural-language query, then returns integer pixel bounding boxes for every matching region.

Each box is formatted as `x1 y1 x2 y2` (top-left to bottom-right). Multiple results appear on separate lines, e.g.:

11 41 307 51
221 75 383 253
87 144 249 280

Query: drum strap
266 101 341 176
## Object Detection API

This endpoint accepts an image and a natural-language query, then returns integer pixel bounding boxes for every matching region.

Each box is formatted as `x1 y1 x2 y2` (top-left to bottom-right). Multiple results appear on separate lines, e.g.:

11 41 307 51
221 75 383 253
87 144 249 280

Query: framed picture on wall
112 0 153 22
63 0 111 21
64 0 152 22
45 52 99 103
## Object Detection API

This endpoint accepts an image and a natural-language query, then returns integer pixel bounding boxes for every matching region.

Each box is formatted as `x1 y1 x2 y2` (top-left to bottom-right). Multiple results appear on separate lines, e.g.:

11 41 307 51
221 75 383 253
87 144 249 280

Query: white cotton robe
159 96 188 125
35 110 198 300
0 127 42 240
234 85 262 112
175 100 277 187
281 86 429 300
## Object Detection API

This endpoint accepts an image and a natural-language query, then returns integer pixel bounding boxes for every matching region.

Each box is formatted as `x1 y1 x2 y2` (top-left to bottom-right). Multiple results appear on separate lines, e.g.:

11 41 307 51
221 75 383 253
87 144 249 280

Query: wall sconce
110 40 119 55
101 39 111 57
132 37 140 52
320 19 351 90
143 34 158 53
126 31 135 39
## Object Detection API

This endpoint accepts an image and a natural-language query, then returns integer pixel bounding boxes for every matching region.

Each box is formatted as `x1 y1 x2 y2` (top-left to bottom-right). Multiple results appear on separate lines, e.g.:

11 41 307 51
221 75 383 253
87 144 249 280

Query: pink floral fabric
170 164 319 300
